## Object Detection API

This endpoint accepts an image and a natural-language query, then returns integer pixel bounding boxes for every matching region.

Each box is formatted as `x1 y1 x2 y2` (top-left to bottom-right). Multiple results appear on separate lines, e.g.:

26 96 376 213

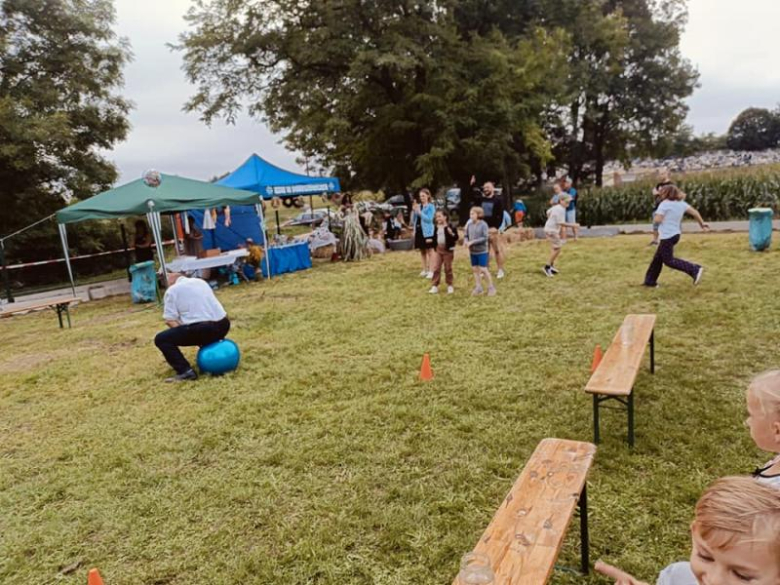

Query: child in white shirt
747 370 780 489
596 476 780 585
542 194 578 277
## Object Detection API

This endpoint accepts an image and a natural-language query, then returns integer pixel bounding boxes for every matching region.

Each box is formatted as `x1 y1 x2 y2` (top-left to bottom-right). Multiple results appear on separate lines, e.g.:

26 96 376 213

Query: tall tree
177 0 566 196
0 0 131 256
542 0 699 184
726 107 780 152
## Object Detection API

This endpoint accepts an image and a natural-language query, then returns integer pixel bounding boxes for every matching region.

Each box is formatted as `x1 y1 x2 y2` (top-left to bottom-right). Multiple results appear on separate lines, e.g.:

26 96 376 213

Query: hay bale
313 244 335 259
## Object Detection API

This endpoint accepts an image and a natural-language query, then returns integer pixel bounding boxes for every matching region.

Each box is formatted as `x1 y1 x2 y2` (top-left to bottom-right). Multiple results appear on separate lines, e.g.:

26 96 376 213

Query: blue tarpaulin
260 242 312 277
189 206 265 251
216 154 341 199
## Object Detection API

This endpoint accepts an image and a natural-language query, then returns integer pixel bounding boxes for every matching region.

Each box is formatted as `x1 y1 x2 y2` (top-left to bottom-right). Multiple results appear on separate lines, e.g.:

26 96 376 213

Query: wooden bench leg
650 330 655 374
579 483 590 574
628 392 635 448
592 394 600 445
56 304 64 329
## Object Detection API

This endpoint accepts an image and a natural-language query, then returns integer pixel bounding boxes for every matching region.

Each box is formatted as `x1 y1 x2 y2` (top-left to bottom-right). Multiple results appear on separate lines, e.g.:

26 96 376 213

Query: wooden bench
0 296 79 329
452 438 596 585
585 314 656 447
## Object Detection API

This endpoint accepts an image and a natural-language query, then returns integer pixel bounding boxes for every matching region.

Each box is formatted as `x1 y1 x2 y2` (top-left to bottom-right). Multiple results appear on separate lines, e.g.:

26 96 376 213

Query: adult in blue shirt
412 188 436 278
563 177 579 240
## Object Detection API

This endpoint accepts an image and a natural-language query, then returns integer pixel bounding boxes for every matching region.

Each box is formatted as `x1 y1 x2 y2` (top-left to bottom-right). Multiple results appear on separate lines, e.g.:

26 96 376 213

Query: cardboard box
198 248 221 258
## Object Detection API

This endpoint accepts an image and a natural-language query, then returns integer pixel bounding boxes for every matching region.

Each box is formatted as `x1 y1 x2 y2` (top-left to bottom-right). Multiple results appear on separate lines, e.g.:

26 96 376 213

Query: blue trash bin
129 260 157 303
749 207 773 252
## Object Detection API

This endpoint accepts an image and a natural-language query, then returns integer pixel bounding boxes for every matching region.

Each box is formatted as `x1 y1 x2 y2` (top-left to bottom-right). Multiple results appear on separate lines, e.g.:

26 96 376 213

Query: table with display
166 249 249 273
261 241 312 278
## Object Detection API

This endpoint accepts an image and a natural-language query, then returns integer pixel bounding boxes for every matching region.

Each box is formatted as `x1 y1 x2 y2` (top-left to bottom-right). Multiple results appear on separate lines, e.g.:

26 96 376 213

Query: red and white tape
1 240 175 271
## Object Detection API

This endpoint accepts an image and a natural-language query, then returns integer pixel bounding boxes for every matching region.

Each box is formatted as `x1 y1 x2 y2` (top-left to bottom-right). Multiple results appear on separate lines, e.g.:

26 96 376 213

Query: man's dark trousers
155 317 231 374
644 235 699 285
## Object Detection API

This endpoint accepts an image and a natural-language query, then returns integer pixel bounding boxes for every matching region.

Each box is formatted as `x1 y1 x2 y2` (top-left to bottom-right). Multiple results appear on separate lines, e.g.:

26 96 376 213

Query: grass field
1 233 779 584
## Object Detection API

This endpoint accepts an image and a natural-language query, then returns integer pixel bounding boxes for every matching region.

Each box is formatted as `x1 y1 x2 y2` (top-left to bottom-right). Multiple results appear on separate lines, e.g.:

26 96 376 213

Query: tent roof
217 153 341 197
56 174 262 224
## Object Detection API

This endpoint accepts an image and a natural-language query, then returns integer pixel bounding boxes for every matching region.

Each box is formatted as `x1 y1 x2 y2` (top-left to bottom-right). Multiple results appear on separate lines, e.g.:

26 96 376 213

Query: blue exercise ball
197 339 241 375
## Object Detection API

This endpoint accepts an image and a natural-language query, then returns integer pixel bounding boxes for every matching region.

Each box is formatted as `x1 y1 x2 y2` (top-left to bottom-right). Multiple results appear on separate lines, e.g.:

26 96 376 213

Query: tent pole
120 223 132 282
170 215 181 256
58 224 77 298
256 199 273 280
0 238 14 303
154 212 169 278
147 206 168 286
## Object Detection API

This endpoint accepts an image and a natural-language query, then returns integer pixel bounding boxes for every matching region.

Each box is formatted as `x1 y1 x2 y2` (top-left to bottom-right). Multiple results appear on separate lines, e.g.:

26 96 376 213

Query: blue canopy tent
216 153 341 198
215 153 342 238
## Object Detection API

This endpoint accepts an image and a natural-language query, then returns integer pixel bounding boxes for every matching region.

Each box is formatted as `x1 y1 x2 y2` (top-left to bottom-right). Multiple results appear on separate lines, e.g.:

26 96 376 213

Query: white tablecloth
167 249 249 272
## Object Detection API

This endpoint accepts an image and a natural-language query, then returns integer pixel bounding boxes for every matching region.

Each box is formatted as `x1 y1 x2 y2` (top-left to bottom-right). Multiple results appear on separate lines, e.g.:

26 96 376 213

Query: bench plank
0 297 79 317
585 314 656 397
453 438 596 585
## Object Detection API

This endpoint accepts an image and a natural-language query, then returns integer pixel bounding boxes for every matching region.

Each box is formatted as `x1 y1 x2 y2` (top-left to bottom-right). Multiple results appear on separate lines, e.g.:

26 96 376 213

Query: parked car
282 209 329 227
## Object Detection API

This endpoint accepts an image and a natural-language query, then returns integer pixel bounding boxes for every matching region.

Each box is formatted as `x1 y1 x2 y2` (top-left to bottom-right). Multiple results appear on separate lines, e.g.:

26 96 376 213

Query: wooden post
0 238 14 303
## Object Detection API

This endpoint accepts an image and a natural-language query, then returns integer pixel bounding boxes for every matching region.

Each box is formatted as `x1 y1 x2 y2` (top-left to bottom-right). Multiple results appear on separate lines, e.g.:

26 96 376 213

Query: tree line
2 0 776 264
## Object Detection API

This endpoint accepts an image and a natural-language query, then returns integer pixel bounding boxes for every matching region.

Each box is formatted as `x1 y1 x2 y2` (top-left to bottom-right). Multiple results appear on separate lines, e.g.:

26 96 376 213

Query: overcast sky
109 0 780 184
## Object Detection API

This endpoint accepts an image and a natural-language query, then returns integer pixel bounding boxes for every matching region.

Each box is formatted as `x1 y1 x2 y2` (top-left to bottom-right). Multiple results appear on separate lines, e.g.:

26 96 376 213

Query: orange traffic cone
88 569 104 585
419 353 434 381
591 344 603 373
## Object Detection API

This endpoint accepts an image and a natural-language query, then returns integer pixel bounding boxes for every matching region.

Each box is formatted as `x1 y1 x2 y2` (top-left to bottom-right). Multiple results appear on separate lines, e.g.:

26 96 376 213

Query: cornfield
577 166 780 226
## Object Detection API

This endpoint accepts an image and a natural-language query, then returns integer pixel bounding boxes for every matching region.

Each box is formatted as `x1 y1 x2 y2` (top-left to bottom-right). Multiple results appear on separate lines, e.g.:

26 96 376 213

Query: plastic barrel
748 208 773 252
129 260 157 303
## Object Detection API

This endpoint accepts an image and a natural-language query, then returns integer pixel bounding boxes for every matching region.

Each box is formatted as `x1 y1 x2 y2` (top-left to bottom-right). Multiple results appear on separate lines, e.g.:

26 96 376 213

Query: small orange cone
88 568 105 585
591 344 603 373
420 353 434 381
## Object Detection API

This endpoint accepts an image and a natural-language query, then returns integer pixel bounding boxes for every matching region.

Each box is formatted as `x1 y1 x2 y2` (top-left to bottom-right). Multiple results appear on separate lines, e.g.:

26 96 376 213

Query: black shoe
542 266 553 277
165 368 198 383
549 266 559 275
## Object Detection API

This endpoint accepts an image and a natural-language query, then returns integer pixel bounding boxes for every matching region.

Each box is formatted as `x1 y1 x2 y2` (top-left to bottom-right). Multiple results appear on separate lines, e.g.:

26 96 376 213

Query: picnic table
0 296 80 329
453 438 597 585
585 314 656 447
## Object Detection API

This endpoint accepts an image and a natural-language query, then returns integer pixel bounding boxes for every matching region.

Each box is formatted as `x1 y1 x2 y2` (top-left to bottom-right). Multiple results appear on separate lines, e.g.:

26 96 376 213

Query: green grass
1 233 778 584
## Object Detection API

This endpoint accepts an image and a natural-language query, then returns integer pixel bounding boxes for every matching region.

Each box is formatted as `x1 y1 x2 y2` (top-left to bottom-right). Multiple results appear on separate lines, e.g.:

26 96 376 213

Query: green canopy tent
55 174 272 294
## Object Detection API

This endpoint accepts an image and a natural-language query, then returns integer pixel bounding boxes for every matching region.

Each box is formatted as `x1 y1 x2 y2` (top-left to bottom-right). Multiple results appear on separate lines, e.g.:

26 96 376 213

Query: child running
543 193 578 277
429 210 458 295
463 206 495 296
747 370 780 488
596 476 780 585
643 185 708 288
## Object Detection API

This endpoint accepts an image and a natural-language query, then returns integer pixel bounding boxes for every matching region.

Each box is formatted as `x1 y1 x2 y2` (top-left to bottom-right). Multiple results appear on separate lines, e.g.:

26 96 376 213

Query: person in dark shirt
134 220 154 263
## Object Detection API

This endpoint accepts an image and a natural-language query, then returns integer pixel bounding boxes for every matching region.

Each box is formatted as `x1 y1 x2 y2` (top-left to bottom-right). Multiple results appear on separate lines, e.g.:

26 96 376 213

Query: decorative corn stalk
338 211 370 261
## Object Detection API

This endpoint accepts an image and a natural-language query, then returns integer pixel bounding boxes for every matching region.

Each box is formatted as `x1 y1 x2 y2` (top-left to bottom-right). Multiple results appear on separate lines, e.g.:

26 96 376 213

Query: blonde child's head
690 476 780 584
419 188 431 204
747 370 780 454
470 206 484 221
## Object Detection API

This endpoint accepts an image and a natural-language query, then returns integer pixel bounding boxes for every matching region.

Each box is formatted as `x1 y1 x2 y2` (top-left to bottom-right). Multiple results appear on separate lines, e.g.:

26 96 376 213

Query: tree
726 107 780 151
541 0 699 185
177 0 567 200
0 0 131 260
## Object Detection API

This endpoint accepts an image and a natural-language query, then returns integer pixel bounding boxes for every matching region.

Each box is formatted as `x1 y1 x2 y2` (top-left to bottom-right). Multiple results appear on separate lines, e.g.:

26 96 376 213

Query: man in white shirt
154 273 230 382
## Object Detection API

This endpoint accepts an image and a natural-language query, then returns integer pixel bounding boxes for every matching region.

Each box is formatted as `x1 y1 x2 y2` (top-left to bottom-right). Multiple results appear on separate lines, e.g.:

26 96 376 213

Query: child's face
470 210 479 222
746 388 780 454
690 528 780 585
436 213 446 225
